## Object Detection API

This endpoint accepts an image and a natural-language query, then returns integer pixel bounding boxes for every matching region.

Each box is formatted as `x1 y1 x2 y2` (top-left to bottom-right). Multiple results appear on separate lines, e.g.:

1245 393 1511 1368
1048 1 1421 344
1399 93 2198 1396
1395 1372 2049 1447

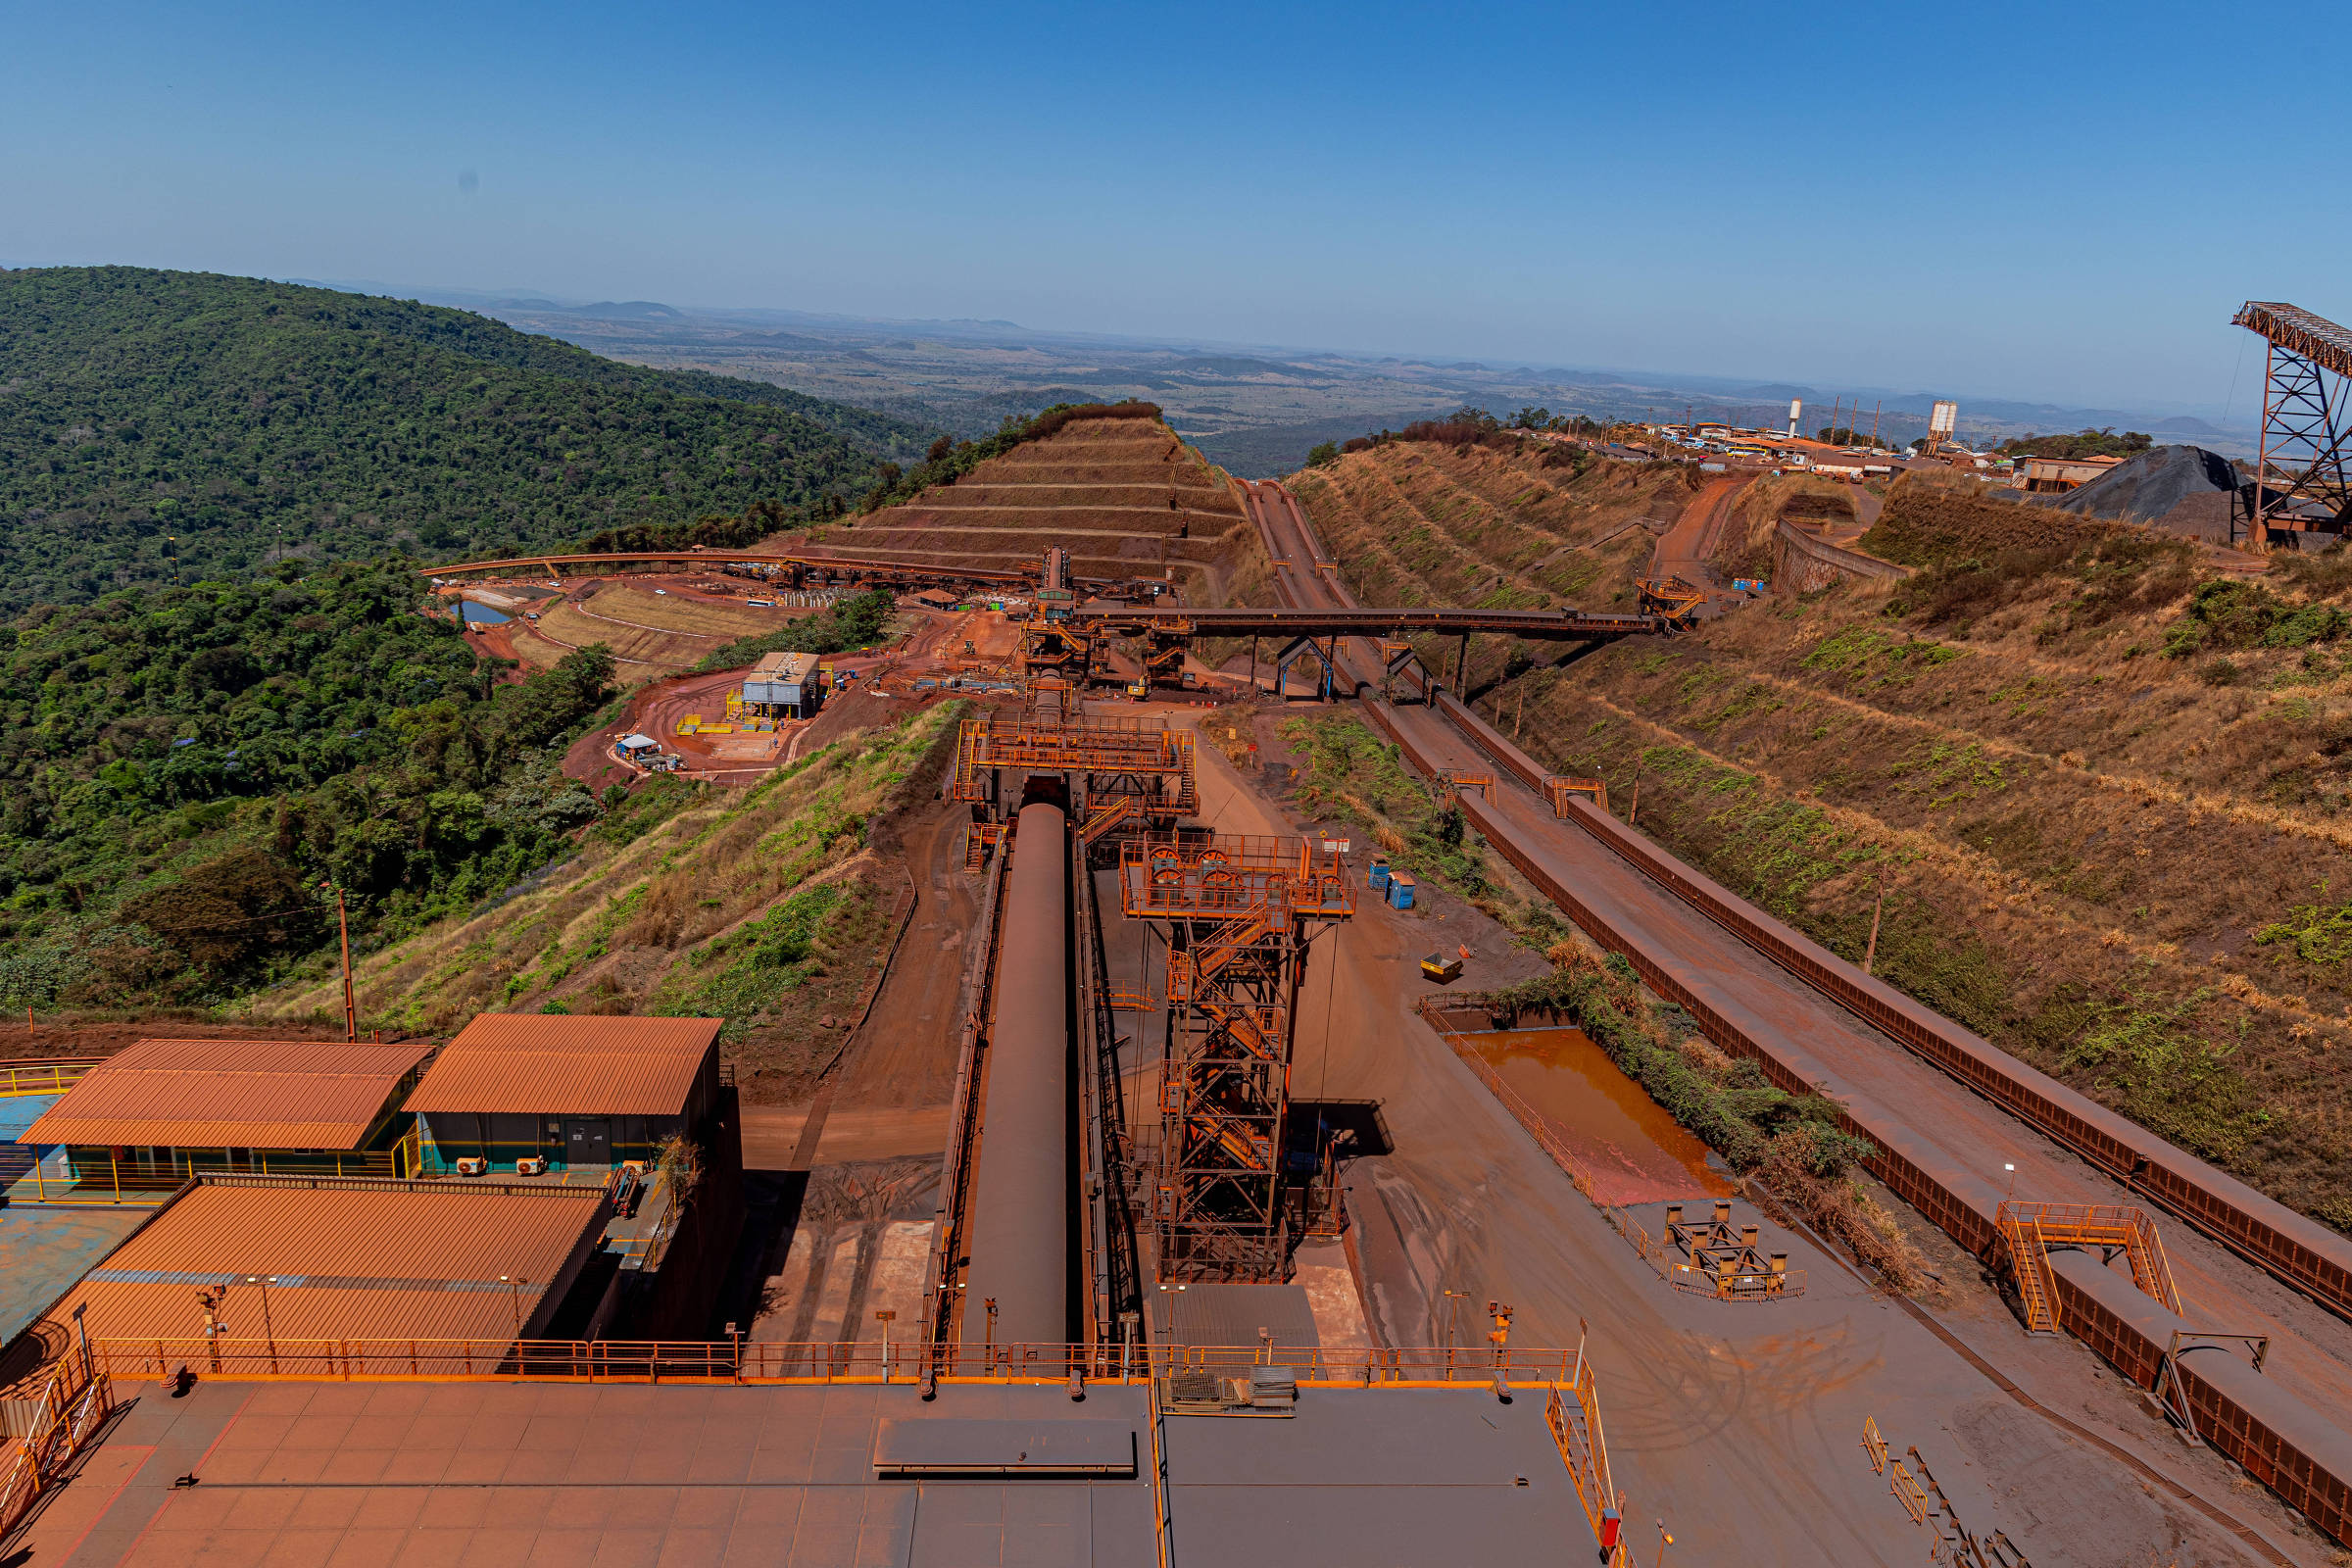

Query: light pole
1655 1520 1675 1566
247 1276 279 1373
875 1310 897 1382
500 1275 527 1337
196 1285 227 1373
2004 1162 2018 1201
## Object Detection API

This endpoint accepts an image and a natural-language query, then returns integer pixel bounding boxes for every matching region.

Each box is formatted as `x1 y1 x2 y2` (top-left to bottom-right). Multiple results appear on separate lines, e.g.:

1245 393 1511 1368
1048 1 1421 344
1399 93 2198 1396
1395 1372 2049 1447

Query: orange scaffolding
950 716 1197 821
1996 1200 2183 1334
1119 835 1353 1281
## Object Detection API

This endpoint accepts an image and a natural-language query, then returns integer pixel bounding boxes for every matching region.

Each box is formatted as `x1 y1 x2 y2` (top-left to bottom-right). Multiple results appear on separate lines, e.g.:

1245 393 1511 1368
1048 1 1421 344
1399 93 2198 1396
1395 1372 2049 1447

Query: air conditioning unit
455 1157 488 1177
515 1156 547 1177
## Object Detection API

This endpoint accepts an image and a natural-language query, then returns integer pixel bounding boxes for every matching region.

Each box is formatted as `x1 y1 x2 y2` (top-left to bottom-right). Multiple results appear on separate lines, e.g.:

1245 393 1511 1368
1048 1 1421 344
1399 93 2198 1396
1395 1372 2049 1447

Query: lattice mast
2233 302 2352 549
1120 836 1353 1283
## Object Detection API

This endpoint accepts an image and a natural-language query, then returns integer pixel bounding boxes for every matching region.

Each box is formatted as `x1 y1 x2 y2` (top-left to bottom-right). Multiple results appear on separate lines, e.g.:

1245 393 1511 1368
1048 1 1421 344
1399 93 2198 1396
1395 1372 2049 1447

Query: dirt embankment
1280 438 1691 687
260 705 968 1099
1288 445 2352 1231
4 1018 368 1060
793 416 1266 605
1709 472 1861 582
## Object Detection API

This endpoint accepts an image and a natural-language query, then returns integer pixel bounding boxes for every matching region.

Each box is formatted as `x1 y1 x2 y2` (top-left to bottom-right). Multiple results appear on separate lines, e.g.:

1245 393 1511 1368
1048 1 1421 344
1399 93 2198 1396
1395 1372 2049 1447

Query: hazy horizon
7 0 2345 424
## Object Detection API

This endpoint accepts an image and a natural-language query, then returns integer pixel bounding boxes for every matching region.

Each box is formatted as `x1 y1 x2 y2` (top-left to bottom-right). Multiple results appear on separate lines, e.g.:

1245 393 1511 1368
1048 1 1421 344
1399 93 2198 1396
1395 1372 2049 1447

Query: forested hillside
0 268 938 612
0 562 618 1010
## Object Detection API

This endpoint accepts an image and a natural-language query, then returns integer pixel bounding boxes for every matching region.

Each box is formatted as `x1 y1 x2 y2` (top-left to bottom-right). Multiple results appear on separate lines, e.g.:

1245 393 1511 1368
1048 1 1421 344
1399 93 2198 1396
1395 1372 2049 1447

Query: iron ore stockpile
16 487 2352 1566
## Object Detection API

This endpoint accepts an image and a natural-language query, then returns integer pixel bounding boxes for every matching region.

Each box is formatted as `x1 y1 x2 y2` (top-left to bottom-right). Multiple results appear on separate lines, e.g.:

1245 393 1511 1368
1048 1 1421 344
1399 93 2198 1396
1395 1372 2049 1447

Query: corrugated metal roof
751 651 818 678
21 1038 432 1151
405 1014 720 1117
1150 1283 1321 1353
53 1175 605 1346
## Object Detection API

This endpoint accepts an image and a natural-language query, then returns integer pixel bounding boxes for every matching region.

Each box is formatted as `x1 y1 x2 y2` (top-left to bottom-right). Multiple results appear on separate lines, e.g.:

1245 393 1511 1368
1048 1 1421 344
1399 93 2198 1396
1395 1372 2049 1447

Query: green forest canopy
0 560 909 1014
0 267 941 612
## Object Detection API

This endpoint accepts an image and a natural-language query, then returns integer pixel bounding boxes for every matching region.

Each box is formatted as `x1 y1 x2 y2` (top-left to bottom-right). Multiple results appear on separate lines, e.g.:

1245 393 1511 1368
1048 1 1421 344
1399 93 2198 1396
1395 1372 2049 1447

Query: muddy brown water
1460 1027 1731 1207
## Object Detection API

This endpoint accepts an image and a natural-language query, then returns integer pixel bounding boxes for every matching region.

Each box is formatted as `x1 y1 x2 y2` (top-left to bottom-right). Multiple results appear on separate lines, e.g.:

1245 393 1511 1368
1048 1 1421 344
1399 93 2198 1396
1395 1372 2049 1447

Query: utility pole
326 883 358 1042
1870 400 1883 449
1862 863 1887 974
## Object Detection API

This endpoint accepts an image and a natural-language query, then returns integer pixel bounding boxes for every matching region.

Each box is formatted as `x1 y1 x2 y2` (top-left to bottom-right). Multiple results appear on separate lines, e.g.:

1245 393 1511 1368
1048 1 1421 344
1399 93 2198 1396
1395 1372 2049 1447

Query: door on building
563 1118 612 1167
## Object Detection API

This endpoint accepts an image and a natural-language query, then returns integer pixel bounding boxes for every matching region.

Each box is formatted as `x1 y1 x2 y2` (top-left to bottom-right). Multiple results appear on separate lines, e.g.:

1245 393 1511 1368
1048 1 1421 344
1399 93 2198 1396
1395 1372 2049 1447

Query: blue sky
4 0 2345 416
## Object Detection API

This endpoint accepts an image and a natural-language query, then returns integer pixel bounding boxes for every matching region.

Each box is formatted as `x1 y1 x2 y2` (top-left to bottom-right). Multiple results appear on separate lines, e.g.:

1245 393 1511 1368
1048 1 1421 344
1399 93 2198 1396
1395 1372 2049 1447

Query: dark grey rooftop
18 1375 1593 1567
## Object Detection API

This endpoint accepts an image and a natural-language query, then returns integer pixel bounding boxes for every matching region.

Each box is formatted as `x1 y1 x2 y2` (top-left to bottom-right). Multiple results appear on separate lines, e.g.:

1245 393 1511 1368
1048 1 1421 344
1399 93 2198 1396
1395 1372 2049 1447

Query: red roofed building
20 1038 434 1198
405 1014 723 1174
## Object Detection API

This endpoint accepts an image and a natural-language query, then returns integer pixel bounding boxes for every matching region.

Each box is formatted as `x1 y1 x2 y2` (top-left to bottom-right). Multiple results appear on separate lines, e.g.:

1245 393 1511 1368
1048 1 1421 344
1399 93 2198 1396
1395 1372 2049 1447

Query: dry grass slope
1289 442 2352 1234
1285 439 1690 686
261 704 963 1102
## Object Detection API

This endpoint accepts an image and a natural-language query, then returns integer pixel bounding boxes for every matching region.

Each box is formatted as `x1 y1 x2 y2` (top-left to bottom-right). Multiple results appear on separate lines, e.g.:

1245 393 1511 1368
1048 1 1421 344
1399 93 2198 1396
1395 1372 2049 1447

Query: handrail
80 1337 1589 1386
0 1058 103 1099
0 1345 112 1540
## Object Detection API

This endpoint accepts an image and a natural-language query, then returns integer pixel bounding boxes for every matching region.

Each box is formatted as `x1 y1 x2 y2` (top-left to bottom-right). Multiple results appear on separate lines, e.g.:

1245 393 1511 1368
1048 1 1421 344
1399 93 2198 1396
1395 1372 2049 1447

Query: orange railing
87 1337 1584 1386
1544 1339 1640 1568
13 1145 415 1205
0 1346 112 1540
1996 1200 2183 1330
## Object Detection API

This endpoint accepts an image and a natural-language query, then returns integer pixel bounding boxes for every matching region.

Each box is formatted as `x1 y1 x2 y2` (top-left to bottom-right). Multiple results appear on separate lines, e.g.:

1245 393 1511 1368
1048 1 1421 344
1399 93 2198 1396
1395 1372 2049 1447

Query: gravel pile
2029 445 2241 526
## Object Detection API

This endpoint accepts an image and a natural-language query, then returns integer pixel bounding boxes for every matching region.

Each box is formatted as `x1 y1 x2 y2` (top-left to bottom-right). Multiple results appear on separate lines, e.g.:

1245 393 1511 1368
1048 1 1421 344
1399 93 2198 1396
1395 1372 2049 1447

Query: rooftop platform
40 1174 609 1352
11 1375 1592 1566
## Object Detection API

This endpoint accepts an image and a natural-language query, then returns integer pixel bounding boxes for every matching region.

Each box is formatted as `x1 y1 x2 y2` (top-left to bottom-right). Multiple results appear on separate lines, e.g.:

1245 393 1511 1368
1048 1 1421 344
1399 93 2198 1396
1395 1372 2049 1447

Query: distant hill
0 268 939 611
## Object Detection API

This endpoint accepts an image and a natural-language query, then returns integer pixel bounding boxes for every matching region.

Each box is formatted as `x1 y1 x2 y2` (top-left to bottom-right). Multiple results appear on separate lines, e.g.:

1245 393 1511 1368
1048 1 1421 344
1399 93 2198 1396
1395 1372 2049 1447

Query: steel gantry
951 716 1198 822
2233 302 2352 549
1119 834 1353 1283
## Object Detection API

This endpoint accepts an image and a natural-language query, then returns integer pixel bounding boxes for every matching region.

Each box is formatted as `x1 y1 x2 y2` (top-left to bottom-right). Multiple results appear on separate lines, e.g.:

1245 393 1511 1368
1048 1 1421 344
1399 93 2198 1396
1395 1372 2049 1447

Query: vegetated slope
804 406 1262 601
1282 433 1694 680
264 703 963 1101
1294 458 2352 1232
0 268 933 611
0 562 621 1016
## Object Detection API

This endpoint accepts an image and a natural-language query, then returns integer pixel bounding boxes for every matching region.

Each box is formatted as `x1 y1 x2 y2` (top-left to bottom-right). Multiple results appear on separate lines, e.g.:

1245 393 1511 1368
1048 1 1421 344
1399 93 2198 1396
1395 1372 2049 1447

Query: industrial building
42 1172 611 1353
405 1013 723 1174
2018 452 2127 492
741 648 824 718
16 1038 434 1198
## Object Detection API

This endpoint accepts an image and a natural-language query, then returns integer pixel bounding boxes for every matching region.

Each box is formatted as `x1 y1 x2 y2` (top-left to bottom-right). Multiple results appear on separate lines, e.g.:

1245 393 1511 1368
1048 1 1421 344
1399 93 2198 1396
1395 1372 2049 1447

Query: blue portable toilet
1368 855 1392 893
1388 874 1416 910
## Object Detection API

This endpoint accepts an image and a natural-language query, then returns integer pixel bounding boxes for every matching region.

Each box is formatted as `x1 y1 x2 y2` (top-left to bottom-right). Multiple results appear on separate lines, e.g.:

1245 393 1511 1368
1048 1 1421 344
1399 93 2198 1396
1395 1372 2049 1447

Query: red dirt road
1646 475 1749 586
